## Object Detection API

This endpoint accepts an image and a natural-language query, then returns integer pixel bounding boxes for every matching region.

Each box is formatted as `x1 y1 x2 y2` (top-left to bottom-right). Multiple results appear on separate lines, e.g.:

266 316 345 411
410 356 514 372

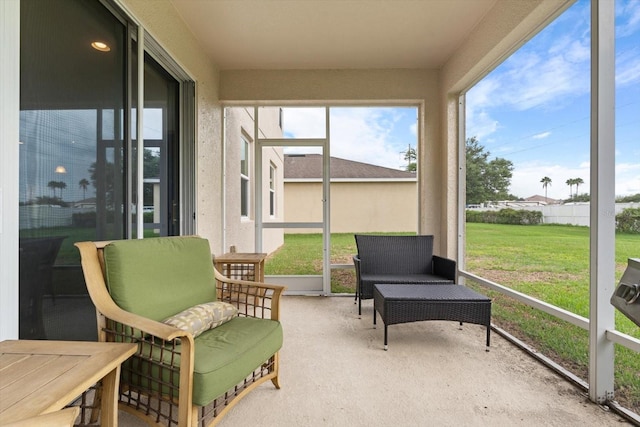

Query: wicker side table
373 284 491 351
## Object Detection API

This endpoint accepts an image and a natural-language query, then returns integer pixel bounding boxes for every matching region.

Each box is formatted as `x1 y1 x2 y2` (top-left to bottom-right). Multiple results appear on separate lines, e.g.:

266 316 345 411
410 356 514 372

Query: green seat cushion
103 237 217 321
192 316 283 406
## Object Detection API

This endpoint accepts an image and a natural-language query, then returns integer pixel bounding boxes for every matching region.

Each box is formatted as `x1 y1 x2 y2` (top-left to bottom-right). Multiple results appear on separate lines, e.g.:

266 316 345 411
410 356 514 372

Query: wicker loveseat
353 234 456 316
75 236 285 426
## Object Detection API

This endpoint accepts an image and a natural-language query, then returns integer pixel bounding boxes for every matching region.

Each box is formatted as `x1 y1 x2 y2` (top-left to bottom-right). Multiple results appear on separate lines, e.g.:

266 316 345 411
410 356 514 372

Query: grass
265 226 640 412
464 223 639 412
264 232 412 291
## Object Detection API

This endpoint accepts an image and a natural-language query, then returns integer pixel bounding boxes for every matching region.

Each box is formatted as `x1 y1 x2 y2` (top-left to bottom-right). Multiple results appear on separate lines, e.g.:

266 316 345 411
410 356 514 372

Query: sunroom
1 0 638 425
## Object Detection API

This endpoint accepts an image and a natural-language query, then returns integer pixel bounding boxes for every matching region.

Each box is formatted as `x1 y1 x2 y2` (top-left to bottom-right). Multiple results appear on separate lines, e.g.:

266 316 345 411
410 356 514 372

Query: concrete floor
117 295 632 426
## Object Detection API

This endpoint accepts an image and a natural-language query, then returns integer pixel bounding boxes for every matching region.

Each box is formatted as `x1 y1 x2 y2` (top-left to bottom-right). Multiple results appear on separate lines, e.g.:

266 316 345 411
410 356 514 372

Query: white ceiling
170 0 498 70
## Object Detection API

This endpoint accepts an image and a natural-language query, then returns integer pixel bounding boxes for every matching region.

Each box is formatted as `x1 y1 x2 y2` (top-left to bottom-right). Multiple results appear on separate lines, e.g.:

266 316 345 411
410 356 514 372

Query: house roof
284 154 416 180
525 194 560 204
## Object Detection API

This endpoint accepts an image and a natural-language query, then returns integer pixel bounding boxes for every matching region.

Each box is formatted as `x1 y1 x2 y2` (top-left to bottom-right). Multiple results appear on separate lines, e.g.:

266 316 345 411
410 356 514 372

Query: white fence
470 202 639 227
19 205 96 229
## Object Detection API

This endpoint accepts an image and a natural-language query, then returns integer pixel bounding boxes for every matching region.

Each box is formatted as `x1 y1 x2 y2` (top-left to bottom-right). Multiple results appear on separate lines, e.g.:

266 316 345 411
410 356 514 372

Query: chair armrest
433 255 457 281
214 268 286 321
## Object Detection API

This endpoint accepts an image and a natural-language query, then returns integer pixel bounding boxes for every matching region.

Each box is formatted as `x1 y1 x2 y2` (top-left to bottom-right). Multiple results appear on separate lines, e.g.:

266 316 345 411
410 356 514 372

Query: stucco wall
223 107 285 253
284 181 418 233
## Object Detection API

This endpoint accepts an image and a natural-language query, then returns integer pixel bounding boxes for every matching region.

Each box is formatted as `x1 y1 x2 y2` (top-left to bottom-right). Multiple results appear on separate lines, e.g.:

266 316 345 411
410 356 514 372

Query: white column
0 0 20 340
589 0 616 404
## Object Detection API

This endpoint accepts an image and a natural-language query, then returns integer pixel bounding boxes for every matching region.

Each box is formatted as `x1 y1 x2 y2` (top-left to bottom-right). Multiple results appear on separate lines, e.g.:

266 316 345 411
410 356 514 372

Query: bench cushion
192 317 283 406
103 237 217 321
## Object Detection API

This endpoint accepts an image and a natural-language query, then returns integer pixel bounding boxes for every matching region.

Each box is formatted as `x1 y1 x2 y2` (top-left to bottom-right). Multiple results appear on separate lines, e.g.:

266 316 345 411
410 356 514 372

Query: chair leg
271 376 281 389
271 353 281 389
486 325 491 352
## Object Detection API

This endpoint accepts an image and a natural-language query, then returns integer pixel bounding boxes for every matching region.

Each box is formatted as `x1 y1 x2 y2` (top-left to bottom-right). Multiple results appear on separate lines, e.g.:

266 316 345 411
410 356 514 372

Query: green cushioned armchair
75 236 286 427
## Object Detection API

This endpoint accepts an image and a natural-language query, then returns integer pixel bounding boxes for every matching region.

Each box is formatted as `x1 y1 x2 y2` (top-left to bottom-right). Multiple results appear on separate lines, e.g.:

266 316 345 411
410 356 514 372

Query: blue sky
467 0 639 200
282 106 418 171
284 0 639 201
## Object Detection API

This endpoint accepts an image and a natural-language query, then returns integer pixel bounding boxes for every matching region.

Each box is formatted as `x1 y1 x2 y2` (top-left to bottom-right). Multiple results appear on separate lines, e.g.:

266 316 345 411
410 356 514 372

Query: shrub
616 207 640 234
466 208 543 225
72 211 96 227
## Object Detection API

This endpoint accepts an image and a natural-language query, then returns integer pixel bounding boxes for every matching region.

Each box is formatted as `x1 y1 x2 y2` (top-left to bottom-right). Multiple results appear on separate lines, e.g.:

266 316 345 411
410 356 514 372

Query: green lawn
265 226 639 412
464 223 639 412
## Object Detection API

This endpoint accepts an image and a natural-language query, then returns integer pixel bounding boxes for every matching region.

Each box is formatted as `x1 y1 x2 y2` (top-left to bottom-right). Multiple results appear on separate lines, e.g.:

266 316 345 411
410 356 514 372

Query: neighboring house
284 154 417 233
484 195 561 207
224 107 285 254
524 195 561 205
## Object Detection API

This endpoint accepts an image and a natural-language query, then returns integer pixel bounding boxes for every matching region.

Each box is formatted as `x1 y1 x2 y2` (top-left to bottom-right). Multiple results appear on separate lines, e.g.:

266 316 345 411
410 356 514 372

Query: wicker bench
353 235 456 316
373 284 491 351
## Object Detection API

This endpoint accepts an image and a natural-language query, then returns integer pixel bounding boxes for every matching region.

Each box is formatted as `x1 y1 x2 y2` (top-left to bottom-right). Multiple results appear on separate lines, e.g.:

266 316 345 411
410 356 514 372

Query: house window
241 135 250 217
269 163 277 216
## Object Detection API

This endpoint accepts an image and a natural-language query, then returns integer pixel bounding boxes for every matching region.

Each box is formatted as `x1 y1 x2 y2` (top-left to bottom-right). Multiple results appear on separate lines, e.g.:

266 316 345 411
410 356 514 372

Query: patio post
589 0 616 405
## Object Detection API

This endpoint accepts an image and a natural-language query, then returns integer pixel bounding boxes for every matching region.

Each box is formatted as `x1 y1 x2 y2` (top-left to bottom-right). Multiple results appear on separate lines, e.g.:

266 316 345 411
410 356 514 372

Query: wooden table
0 340 137 426
214 252 268 282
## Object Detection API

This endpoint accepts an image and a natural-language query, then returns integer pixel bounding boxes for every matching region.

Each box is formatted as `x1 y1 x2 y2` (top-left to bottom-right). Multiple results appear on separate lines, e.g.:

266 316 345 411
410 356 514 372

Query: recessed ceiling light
91 41 110 52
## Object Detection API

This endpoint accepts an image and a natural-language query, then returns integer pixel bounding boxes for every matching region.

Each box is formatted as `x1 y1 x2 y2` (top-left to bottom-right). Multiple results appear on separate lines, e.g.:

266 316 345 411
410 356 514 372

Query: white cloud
466 7 591 140
616 163 640 195
282 107 326 138
617 0 640 37
282 107 414 170
510 161 590 199
532 132 551 140
498 51 590 111
616 49 640 85
465 108 499 141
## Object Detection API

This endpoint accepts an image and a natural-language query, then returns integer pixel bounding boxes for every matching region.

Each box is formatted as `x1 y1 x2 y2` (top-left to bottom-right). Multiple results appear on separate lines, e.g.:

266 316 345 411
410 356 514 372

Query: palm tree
574 177 584 195
540 176 552 201
79 178 90 200
47 180 58 198
58 181 67 200
566 178 575 198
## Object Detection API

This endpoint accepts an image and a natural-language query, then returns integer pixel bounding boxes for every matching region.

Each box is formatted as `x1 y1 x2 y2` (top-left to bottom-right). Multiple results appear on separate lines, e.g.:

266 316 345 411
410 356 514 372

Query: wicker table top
374 284 490 302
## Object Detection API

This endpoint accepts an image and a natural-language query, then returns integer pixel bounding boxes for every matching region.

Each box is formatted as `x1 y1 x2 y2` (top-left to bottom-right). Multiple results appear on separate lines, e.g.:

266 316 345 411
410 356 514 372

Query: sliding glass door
19 0 193 340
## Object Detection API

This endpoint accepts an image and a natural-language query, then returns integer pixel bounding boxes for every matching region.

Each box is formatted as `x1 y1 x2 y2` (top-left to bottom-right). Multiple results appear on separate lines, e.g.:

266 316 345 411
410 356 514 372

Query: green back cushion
103 237 217 321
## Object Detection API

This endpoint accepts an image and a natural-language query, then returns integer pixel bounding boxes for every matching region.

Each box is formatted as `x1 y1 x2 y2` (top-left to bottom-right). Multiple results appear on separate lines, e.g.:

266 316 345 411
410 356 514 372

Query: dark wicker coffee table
373 284 492 351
